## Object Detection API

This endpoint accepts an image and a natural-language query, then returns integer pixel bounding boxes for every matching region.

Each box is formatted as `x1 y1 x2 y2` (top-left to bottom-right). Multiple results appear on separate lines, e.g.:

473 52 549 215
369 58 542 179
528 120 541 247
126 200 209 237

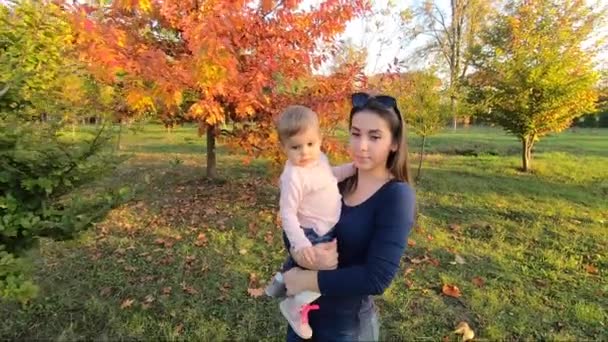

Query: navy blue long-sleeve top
284 179 416 313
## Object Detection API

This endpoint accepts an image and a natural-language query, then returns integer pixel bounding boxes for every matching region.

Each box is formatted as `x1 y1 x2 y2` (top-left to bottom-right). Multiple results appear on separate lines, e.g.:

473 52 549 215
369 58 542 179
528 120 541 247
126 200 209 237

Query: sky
336 0 608 75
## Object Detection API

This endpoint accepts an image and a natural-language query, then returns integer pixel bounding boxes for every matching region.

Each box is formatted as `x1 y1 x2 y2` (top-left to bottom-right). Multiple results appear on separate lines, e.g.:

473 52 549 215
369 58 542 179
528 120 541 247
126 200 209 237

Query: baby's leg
294 290 320 306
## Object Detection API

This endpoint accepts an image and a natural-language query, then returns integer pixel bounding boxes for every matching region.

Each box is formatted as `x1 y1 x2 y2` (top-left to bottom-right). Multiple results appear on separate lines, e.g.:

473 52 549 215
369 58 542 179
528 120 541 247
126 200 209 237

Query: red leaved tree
70 0 368 178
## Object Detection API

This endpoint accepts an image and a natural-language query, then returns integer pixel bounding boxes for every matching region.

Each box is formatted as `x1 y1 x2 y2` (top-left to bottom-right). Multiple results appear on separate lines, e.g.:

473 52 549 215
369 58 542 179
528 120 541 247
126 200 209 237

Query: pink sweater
279 153 355 251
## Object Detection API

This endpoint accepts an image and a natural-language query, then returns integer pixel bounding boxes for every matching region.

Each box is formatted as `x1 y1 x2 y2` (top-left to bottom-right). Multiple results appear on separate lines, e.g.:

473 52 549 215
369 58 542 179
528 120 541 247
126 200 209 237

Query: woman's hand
291 239 338 270
283 267 319 296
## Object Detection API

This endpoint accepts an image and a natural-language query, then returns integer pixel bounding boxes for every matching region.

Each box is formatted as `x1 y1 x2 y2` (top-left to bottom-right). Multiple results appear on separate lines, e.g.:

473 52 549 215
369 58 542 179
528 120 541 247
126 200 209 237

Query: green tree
0 0 121 302
401 71 449 181
472 0 603 171
371 70 449 182
399 0 495 129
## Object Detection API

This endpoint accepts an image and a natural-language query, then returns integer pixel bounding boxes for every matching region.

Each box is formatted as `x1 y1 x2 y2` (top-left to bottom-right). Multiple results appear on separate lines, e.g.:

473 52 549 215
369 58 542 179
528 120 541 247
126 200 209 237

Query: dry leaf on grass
472 277 485 288
194 233 208 247
99 287 112 297
454 321 475 341
409 255 429 264
120 298 135 309
247 287 265 298
584 264 598 274
442 284 462 298
450 255 466 265
448 223 461 232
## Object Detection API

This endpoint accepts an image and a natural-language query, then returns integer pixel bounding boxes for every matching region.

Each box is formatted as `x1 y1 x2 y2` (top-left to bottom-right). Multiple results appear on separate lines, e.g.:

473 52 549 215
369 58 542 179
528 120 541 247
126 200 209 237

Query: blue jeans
285 296 380 341
282 227 336 272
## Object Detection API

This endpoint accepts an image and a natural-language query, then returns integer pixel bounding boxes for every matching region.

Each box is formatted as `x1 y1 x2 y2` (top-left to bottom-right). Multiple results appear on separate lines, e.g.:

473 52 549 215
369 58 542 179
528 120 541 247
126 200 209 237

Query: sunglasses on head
351 92 402 123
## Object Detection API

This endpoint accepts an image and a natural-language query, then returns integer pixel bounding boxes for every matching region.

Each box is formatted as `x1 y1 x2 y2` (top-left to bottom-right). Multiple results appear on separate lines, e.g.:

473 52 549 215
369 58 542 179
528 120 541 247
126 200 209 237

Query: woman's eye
350 132 360 137
371 136 380 141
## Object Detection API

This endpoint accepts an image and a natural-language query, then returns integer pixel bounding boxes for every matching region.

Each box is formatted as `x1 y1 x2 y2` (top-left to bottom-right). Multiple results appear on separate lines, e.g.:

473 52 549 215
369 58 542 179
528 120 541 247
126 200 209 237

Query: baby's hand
299 246 316 266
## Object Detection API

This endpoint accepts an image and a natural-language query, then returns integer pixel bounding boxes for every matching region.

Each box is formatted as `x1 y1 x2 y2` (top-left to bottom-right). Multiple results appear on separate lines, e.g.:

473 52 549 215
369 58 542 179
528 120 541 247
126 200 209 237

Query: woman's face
349 110 396 172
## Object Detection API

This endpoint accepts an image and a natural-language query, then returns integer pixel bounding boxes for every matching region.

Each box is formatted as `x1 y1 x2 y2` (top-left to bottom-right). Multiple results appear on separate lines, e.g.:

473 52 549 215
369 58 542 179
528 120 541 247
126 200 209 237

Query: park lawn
1 125 606 341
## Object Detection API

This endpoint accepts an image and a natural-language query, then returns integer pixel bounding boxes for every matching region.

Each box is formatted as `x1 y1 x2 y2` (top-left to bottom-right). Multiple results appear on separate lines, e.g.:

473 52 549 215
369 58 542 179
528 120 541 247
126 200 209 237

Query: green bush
0 119 125 303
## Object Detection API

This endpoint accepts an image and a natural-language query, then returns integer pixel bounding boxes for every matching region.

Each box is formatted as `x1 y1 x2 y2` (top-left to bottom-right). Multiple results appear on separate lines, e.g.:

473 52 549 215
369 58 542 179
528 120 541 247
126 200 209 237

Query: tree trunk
521 135 534 172
416 135 427 182
206 124 217 178
450 95 458 130
116 122 122 151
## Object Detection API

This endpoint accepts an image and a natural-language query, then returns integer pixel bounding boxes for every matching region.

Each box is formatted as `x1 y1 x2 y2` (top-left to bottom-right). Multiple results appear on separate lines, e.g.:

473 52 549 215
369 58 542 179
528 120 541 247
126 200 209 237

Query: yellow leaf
454 321 475 341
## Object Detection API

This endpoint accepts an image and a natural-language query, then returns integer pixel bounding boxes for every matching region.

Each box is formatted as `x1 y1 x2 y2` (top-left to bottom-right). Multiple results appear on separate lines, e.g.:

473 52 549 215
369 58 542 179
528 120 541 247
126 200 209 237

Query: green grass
1 125 606 341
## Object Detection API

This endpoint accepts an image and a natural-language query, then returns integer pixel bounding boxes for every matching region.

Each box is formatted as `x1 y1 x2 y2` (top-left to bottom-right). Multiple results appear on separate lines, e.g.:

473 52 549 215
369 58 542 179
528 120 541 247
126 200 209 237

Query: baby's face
283 126 322 167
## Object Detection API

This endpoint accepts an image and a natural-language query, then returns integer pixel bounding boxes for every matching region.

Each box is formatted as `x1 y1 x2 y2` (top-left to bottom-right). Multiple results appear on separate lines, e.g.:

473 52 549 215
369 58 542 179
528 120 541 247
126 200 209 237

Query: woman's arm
285 183 415 296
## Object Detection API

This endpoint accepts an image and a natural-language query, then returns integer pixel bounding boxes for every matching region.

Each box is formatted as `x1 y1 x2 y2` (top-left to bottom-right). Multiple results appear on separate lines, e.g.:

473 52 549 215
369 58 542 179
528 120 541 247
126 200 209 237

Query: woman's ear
390 141 398 152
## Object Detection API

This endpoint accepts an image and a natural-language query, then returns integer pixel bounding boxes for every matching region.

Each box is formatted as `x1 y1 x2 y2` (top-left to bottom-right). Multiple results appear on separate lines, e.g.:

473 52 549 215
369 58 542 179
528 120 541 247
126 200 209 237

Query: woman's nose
358 138 368 151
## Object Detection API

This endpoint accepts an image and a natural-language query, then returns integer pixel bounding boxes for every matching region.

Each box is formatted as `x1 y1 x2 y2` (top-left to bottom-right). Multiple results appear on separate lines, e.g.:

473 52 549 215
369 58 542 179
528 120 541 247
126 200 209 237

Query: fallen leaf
100 287 112 297
124 265 137 272
194 233 208 247
404 279 414 288
159 255 175 265
450 255 466 265
442 284 462 298
448 223 461 232
114 248 126 255
404 268 414 276
144 295 155 304
264 230 274 245
407 239 416 247
248 273 260 287
174 323 184 335
162 286 172 295
185 255 196 264
239 249 248 255
181 282 199 295
120 298 135 309
204 208 217 216
427 234 434 241
409 256 429 264
429 258 440 267
154 238 166 246
454 321 475 341
585 264 598 274
472 276 485 288
247 287 265 298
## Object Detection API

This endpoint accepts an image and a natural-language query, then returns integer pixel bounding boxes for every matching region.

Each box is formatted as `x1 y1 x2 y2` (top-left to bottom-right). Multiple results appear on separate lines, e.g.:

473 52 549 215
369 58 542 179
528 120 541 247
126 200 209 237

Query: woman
282 92 417 341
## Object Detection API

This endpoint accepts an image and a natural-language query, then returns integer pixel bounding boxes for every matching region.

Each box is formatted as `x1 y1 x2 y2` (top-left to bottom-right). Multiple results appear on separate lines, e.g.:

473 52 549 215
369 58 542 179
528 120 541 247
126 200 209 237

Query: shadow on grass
0 161 285 341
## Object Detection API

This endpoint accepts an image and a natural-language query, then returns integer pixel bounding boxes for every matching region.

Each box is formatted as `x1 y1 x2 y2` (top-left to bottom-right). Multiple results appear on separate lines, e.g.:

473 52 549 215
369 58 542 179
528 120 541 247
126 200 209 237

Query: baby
265 105 355 339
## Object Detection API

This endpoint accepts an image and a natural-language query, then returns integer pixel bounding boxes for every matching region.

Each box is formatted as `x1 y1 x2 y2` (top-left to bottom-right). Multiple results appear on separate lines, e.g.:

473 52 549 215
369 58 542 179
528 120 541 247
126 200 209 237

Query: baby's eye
291 146 300 150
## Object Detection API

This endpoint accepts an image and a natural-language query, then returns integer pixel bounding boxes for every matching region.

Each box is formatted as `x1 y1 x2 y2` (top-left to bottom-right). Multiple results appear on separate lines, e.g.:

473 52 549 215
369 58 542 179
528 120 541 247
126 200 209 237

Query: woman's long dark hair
341 99 412 196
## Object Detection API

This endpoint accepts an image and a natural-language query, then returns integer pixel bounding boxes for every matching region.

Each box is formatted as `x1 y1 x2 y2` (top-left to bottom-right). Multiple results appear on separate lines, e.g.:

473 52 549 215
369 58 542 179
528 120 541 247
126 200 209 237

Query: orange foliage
69 0 369 164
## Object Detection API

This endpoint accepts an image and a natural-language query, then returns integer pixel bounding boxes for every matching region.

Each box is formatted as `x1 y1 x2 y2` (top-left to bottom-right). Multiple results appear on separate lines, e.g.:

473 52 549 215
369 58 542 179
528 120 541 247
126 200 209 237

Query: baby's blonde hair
276 105 319 143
